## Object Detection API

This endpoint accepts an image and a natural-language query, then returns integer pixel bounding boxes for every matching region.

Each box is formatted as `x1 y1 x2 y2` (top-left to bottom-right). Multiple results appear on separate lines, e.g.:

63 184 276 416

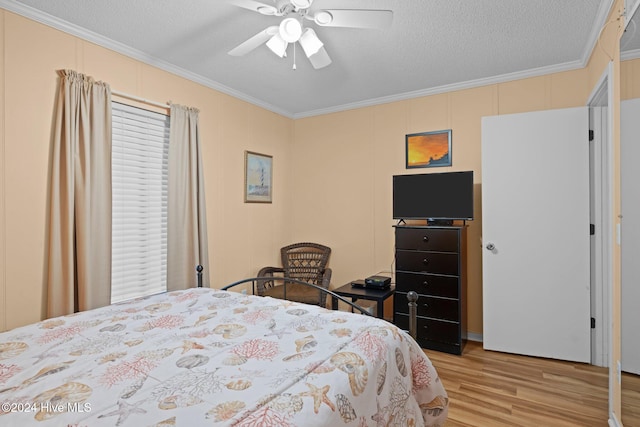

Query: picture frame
244 151 273 203
405 129 452 169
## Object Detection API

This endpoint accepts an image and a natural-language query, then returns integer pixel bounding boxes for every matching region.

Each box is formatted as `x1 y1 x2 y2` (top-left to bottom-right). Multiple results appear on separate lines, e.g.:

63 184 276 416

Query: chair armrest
257 266 285 277
256 267 284 295
320 268 332 289
319 268 332 307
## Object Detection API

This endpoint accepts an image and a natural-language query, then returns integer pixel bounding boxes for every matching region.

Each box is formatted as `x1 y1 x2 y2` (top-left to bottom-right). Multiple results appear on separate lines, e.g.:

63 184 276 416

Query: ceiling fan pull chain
293 41 297 70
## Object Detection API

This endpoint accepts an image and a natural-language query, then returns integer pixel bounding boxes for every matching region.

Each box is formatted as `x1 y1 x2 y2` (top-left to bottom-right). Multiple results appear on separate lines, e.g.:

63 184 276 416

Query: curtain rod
111 89 170 109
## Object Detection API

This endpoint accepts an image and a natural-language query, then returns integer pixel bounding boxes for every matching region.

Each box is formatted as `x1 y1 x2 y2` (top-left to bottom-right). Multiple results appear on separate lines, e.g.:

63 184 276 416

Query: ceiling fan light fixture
299 28 323 57
314 11 333 26
266 33 288 57
279 17 303 43
291 0 313 9
307 46 331 69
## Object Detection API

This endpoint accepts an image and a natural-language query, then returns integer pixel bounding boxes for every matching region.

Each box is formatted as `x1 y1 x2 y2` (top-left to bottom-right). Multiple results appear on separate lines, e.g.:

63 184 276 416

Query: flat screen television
393 171 474 221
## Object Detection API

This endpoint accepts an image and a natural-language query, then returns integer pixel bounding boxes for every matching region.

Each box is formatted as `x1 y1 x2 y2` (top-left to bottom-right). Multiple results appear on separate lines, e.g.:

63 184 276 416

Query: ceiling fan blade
227 0 278 15
228 26 278 56
307 46 332 69
312 9 393 29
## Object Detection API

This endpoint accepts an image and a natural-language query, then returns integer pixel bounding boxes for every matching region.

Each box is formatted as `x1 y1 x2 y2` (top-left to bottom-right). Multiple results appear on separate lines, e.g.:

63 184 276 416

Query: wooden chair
257 242 332 307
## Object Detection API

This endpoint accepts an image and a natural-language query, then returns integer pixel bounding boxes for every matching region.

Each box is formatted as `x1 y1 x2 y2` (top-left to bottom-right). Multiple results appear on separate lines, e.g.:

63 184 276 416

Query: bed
0 279 448 426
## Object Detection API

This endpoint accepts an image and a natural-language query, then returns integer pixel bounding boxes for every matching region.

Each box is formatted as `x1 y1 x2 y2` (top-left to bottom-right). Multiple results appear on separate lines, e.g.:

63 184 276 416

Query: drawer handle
423 236 430 242
423 303 429 309
422 281 429 286
422 259 429 265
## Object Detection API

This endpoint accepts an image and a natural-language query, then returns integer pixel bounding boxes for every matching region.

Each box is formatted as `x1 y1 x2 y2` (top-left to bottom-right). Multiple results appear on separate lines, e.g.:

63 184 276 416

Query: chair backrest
281 242 331 285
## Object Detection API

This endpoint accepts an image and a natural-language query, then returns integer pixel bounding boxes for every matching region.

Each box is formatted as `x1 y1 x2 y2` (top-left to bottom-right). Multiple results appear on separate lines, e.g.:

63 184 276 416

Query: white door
621 98 640 375
482 107 591 363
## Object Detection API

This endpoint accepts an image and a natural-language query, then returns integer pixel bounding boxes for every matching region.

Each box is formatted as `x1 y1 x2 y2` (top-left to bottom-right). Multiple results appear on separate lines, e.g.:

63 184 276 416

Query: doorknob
486 243 495 251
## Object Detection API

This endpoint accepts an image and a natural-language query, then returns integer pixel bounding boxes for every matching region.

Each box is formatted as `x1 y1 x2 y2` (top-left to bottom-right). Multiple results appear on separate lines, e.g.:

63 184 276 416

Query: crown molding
581 0 616 66
293 0 613 119
1 0 613 120
0 0 294 118
622 47 640 60
293 60 584 119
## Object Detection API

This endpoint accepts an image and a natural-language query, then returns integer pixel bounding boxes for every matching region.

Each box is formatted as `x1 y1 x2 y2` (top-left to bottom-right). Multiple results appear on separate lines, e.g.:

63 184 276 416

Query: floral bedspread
0 288 448 426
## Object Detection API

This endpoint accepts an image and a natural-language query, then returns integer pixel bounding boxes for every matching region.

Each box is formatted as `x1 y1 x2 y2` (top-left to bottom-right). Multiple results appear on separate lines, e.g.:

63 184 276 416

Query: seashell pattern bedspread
0 288 448 426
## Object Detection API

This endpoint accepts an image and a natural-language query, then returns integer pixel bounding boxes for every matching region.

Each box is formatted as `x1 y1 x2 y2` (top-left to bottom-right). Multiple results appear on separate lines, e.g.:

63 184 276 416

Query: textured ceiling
2 0 611 118
622 2 640 56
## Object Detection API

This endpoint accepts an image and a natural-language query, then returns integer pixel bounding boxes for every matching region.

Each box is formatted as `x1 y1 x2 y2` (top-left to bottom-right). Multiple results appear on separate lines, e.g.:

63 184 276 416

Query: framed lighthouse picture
244 151 273 203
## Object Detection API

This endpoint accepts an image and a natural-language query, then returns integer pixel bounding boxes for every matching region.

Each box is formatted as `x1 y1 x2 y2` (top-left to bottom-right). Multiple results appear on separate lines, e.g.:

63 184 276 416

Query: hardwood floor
623 371 640 427
425 341 610 426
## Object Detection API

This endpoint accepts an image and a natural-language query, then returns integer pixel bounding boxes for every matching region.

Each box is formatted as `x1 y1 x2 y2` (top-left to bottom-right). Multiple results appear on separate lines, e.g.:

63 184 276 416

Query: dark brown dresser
393 225 467 355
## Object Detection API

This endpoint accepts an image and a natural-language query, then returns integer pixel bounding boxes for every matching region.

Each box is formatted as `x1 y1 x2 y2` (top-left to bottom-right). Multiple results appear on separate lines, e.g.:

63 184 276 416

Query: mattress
0 287 448 426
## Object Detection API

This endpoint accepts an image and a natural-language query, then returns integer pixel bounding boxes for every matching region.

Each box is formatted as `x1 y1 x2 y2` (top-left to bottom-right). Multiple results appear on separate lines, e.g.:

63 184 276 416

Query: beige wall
621 57 640 99
0 9 5 333
292 70 590 335
0 10 294 331
0 3 621 350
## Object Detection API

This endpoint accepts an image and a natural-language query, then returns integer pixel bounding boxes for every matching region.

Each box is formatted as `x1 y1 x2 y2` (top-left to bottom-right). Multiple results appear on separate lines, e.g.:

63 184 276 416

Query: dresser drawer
396 250 459 275
395 271 459 298
394 291 459 321
395 227 459 252
394 313 459 346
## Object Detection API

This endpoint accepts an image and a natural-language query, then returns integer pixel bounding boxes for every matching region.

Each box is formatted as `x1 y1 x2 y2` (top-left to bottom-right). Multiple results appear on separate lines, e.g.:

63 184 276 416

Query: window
111 102 170 303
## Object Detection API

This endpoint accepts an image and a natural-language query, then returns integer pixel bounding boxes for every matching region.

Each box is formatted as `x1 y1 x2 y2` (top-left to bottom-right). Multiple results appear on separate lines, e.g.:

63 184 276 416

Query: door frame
587 64 613 368
586 63 614 415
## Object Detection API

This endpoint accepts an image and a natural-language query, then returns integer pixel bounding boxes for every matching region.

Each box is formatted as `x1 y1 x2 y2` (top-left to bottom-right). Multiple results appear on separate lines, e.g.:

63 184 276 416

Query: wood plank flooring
623 371 640 427
425 341 613 427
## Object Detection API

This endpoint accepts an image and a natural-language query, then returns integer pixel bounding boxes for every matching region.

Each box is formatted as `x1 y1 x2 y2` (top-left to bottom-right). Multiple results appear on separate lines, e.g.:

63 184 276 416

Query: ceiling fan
227 0 393 69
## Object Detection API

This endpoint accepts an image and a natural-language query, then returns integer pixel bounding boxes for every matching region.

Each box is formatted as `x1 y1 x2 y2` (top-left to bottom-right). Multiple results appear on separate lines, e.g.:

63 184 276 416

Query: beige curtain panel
47 70 112 317
167 104 210 290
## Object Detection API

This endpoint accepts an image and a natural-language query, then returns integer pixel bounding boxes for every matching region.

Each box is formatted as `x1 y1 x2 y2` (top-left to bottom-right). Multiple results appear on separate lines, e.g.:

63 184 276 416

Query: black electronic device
393 171 474 222
350 280 366 288
364 275 391 290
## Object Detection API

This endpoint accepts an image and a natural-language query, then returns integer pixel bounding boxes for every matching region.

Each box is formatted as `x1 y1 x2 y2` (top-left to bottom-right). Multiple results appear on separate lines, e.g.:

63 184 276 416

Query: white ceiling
2 0 611 118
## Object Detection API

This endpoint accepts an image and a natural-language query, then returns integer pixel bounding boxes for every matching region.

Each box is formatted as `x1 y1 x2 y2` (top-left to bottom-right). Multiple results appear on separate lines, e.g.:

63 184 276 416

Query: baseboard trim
467 332 483 343
609 413 621 427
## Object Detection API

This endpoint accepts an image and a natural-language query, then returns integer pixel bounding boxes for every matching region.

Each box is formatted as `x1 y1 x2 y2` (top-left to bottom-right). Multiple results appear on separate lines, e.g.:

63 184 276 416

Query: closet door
621 98 640 375
481 107 590 363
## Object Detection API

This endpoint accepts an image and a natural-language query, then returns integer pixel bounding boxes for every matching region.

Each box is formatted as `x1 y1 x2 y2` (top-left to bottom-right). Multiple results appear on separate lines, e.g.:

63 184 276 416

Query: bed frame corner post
196 265 203 288
407 291 418 339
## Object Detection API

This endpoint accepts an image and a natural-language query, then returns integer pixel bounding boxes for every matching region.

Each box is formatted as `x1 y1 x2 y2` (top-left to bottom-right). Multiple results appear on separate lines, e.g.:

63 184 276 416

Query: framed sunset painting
405 129 452 168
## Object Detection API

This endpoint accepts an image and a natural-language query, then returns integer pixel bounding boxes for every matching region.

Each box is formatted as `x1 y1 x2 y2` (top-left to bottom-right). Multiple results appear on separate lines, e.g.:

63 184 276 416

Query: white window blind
111 102 170 303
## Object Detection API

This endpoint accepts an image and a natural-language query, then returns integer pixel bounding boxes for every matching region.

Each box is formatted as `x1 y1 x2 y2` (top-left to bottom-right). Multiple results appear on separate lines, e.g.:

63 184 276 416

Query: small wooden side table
331 282 395 319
